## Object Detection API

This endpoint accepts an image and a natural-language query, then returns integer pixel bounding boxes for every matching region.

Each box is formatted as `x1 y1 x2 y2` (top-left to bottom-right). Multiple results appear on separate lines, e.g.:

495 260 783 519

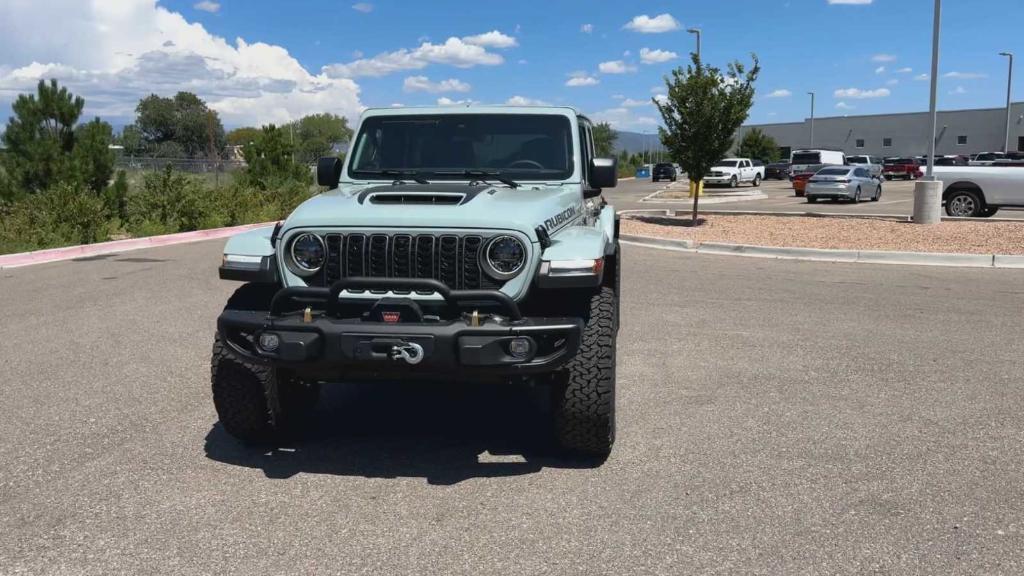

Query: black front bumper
217 277 582 378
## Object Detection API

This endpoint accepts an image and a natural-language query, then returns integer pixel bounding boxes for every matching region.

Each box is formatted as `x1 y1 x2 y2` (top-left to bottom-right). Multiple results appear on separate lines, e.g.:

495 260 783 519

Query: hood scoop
358 183 491 206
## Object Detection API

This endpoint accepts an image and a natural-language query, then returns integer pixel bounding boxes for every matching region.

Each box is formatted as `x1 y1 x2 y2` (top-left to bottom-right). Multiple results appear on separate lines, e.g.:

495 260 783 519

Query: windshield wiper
436 170 519 189
359 169 431 185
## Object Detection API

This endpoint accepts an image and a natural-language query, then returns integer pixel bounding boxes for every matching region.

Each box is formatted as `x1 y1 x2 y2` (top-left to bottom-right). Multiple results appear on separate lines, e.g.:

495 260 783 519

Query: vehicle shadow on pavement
203 380 606 485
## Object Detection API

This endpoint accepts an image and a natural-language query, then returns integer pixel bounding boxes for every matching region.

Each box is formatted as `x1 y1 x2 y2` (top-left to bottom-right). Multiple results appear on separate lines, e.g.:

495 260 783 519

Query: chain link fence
115 156 247 187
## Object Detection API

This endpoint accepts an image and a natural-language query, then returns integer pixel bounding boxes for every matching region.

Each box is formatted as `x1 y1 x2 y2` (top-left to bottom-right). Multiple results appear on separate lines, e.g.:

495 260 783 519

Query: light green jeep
213 106 621 455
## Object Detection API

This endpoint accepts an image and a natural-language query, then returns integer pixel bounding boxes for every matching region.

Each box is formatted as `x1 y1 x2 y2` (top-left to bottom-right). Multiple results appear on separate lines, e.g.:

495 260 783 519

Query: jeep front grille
319 233 504 291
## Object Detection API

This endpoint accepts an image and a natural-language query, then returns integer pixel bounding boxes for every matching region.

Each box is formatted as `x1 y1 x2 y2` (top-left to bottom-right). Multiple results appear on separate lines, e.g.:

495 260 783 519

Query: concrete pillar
913 180 943 224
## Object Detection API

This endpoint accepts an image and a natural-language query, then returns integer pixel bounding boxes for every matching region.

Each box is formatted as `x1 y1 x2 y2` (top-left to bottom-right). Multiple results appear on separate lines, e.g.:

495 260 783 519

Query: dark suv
652 163 677 182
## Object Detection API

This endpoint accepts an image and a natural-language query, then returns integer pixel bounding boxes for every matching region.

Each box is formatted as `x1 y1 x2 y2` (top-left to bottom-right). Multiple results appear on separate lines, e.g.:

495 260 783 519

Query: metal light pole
914 0 943 224
687 28 701 61
807 92 815 147
1000 52 1014 153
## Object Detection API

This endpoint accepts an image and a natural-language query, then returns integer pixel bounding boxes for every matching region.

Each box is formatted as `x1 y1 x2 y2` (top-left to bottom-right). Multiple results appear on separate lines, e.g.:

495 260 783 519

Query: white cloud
623 14 681 34
639 48 678 64
650 85 664 94
765 89 792 98
580 23 593 33
914 73 929 81
351 2 373 13
598 60 636 74
402 75 471 93
461 30 518 49
944 71 987 79
871 54 896 62
324 36 506 77
828 0 872 4
621 98 652 107
590 107 659 131
875 66 886 74
436 97 476 106
836 102 856 110
885 79 899 86
949 85 967 95
193 1 220 13
505 95 549 106
896 67 913 73
0 0 363 126
565 71 599 87
833 87 891 99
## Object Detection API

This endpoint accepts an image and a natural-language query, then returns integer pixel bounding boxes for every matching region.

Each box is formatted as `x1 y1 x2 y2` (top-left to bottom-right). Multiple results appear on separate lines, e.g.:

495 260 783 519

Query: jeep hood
282 183 583 242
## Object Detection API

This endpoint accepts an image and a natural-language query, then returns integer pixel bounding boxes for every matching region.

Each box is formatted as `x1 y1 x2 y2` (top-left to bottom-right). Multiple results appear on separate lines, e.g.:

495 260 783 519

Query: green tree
116 124 146 156
73 118 116 193
283 113 353 165
241 124 309 188
591 121 618 158
2 79 84 194
736 128 779 163
135 92 226 158
226 126 262 147
655 53 760 223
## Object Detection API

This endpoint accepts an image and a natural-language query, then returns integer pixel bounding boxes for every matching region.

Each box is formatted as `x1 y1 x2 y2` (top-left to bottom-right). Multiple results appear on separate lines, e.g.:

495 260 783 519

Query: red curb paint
0 222 276 269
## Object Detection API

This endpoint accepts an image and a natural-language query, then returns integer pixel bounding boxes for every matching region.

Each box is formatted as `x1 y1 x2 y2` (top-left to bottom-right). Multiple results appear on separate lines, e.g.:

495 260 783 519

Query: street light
914 0 942 225
1000 52 1014 153
687 28 701 61
807 92 815 147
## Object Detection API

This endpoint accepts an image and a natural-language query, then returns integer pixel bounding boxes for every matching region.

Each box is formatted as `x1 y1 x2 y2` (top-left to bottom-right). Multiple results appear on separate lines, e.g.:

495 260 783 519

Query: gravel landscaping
623 214 1024 255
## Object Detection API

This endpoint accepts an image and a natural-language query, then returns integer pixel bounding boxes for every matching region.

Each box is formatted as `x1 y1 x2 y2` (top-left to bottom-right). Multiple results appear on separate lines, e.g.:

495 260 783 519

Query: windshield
885 158 916 165
714 161 739 168
347 113 574 181
654 163 673 169
848 156 869 164
791 152 821 165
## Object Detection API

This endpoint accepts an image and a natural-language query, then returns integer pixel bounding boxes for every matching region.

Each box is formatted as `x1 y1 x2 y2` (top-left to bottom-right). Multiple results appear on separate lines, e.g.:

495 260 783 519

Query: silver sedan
805 166 882 203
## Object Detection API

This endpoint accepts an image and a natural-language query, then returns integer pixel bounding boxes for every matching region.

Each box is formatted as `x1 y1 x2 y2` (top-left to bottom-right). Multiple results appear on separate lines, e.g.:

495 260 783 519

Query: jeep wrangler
213 106 621 455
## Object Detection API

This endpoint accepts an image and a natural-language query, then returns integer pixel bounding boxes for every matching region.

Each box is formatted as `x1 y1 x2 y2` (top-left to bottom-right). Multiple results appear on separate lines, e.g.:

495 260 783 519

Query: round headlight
290 233 325 274
482 235 526 280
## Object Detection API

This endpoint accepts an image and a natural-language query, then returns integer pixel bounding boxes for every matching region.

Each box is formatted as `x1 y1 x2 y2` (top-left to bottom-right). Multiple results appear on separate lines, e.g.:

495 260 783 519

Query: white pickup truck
935 166 1024 217
704 158 765 188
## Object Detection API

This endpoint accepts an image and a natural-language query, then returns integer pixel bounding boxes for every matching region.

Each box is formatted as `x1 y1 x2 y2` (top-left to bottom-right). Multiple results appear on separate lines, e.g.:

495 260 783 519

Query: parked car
935 155 970 166
652 162 677 182
882 157 923 180
704 158 765 187
214 105 622 455
937 165 1024 217
805 166 882 203
789 149 847 196
847 155 885 179
969 152 1006 166
766 161 790 180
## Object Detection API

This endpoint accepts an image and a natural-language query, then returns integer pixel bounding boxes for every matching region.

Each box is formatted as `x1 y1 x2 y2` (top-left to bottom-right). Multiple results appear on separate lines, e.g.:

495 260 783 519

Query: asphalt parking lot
3 240 1024 574
610 176 1024 219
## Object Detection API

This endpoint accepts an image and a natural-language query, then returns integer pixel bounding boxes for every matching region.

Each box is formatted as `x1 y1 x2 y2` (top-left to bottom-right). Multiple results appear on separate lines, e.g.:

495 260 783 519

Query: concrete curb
618 207 1024 223
0 221 276 270
620 234 1024 269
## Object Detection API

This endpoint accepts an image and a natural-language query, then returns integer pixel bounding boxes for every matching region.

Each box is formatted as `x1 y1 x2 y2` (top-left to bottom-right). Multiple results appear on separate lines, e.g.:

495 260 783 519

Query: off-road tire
211 283 319 444
552 286 617 456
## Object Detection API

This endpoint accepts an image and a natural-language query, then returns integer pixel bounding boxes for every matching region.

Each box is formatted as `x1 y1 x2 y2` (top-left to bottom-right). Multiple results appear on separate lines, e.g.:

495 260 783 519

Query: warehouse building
742 102 1024 159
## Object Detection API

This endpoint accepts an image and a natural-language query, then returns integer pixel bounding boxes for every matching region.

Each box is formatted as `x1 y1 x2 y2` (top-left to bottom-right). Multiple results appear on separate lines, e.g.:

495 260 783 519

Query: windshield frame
343 111 578 184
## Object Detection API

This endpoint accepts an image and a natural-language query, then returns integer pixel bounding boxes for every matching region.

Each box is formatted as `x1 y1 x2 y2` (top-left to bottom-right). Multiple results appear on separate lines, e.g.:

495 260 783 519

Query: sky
0 0 1021 133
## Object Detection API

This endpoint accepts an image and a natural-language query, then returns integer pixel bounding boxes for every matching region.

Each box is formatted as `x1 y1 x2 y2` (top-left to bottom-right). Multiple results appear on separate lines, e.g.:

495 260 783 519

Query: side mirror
317 156 342 187
589 157 618 192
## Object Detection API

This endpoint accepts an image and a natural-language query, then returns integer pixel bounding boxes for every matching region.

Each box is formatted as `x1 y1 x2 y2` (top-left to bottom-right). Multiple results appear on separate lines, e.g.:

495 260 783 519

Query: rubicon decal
544 205 579 232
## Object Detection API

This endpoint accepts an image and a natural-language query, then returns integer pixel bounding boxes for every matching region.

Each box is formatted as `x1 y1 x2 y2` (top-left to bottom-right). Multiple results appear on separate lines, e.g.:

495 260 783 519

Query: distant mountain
614 130 667 156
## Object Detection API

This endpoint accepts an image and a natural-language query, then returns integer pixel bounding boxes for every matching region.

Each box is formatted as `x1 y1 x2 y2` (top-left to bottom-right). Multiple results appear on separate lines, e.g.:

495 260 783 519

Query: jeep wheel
552 286 617 456
211 284 319 443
